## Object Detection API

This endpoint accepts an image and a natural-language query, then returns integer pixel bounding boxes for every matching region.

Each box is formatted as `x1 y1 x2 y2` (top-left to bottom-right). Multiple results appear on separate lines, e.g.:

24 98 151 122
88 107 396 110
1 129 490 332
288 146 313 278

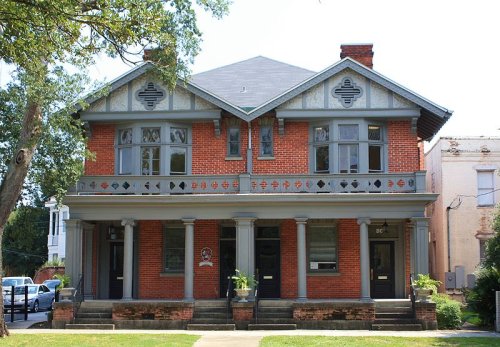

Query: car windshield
13 286 37 295
44 281 60 290
2 279 17 287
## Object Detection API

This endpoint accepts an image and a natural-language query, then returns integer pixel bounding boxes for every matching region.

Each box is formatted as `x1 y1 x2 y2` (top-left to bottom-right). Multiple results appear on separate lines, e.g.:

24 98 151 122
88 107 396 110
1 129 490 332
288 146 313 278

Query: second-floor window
312 120 386 174
116 123 191 176
477 170 495 206
260 124 273 157
228 126 241 157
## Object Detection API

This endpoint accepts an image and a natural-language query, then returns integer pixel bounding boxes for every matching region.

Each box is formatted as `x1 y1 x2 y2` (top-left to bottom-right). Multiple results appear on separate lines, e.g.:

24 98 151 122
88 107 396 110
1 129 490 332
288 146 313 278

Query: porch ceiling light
382 220 389 233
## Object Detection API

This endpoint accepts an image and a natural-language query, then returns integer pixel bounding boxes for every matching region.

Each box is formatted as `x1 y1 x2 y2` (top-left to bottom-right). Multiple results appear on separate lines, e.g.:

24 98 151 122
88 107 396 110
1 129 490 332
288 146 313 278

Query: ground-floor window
164 226 185 273
307 225 338 273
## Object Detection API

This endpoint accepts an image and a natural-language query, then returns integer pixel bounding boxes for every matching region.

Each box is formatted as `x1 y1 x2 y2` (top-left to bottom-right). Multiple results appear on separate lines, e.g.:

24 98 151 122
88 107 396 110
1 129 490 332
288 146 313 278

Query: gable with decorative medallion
277 69 418 113
83 73 220 121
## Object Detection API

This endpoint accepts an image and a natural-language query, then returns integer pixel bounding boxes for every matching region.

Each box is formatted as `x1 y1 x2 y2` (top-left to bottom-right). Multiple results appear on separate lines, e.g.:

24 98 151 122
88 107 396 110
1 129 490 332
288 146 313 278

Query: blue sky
2 0 499 140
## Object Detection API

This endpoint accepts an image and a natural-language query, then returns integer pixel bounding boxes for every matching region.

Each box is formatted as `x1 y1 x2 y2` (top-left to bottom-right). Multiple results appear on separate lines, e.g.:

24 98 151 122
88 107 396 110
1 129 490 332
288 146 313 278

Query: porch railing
69 172 426 195
72 275 84 320
226 275 233 324
409 273 416 318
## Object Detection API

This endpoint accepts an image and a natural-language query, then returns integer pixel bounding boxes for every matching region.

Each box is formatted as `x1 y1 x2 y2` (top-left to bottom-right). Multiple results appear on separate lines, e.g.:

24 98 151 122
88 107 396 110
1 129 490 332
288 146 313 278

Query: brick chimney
340 44 374 69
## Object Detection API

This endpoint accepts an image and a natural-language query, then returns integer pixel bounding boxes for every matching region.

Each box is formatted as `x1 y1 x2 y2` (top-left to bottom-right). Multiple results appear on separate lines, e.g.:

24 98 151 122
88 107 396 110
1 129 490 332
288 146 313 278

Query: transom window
311 120 386 174
116 123 191 176
307 225 338 273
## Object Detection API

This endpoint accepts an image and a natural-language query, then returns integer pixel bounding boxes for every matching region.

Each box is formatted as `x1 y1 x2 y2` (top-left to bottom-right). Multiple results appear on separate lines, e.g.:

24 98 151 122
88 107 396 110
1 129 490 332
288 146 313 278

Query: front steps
251 300 297 330
372 300 422 331
187 300 235 331
65 301 115 330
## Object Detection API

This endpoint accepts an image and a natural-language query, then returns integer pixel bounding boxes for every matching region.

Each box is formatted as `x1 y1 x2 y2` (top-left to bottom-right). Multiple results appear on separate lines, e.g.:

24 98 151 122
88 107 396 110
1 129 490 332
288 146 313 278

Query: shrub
413 274 442 294
53 273 70 288
465 267 500 327
432 293 462 329
42 258 65 267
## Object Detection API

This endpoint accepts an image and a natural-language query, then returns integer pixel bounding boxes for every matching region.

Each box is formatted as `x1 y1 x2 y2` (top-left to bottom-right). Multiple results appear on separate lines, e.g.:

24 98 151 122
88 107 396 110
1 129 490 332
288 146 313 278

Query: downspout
247 121 252 173
446 206 451 272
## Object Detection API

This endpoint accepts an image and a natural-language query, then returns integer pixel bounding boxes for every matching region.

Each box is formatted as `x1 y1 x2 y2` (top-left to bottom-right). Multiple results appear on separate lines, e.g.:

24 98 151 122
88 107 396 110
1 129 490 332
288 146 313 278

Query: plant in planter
412 274 442 302
231 269 256 303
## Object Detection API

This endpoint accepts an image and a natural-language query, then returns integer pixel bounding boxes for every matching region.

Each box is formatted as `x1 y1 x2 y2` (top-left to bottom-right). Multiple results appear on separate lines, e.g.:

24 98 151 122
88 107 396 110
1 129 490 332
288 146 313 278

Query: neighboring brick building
63 44 451 323
425 137 500 292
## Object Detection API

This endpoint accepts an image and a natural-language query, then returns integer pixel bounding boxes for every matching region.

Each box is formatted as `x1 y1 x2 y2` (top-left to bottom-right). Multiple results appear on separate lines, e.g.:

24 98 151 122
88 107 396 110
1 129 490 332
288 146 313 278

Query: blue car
3 284 55 313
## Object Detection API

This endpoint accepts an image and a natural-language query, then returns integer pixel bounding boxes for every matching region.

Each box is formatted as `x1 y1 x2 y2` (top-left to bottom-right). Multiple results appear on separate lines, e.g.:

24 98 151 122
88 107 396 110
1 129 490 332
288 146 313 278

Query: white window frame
477 170 495 206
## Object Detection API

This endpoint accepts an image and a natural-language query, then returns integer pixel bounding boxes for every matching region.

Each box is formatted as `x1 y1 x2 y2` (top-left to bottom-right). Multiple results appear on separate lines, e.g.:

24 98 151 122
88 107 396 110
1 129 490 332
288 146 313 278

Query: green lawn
1 334 199 347
260 336 499 347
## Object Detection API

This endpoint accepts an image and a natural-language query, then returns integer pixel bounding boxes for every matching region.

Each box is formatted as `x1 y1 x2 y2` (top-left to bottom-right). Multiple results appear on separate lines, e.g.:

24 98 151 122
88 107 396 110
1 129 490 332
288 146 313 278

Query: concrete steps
65 301 115 330
372 299 422 331
189 300 232 329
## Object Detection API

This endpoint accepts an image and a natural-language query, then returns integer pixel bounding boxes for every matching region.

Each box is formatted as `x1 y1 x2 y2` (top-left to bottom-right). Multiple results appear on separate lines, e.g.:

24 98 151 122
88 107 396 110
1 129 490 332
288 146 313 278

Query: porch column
64 219 83 287
121 219 135 300
357 218 371 300
411 217 430 275
295 218 308 301
82 222 95 299
234 217 256 278
183 218 195 302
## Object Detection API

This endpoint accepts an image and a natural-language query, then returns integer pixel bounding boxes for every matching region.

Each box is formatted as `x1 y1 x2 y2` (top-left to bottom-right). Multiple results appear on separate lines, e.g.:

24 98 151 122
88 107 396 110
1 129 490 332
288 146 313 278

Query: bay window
116 123 191 176
311 120 386 174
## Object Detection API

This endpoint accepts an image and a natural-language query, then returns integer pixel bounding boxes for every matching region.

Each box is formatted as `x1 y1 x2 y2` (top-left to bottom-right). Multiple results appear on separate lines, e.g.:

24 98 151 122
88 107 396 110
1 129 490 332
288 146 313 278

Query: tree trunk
0 100 42 337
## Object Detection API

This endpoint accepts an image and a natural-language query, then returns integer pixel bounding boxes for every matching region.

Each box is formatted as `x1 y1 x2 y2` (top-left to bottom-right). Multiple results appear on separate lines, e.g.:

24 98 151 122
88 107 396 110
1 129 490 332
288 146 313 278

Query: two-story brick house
60 44 451 329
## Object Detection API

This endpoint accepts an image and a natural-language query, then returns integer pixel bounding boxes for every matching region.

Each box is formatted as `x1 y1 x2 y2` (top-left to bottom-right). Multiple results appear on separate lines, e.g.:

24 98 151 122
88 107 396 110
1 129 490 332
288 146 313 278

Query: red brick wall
85 123 115 175
194 220 219 299
192 116 247 174
138 220 183 299
306 219 361 299
252 118 309 174
387 120 420 172
281 220 298 298
33 267 65 283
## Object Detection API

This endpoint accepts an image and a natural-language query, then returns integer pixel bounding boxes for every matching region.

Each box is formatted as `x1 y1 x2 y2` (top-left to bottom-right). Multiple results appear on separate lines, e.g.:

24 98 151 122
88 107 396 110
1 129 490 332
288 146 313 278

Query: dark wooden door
109 242 124 299
219 240 236 298
370 241 395 298
255 239 280 298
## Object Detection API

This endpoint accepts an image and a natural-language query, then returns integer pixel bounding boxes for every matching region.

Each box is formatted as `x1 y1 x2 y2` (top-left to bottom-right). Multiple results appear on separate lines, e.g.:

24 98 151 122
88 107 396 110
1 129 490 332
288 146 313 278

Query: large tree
0 0 229 336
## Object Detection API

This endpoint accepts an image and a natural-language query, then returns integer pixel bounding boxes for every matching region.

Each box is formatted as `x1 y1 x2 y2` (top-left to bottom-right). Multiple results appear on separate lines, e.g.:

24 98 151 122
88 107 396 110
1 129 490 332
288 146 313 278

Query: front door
370 241 395 298
220 227 236 298
255 227 280 298
109 242 124 299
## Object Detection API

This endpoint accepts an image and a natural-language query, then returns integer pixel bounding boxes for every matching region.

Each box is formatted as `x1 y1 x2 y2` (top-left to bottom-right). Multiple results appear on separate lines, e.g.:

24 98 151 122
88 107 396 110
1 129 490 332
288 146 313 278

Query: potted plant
231 269 256 303
412 274 442 302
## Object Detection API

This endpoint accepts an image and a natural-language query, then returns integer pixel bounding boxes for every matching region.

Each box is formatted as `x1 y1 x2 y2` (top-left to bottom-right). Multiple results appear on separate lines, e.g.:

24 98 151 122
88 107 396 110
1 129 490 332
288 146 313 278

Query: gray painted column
295 218 308 301
357 218 371 300
234 217 256 278
64 219 83 287
82 222 95 299
183 219 195 301
121 219 135 300
411 217 430 275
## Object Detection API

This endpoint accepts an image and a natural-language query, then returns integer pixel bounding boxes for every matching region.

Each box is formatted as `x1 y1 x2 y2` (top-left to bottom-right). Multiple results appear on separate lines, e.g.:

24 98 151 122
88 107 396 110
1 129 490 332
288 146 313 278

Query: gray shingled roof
190 56 315 109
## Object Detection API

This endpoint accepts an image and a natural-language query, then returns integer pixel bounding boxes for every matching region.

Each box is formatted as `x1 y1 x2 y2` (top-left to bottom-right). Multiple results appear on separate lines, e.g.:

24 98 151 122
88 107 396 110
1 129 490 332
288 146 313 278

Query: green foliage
42 258 65 268
484 210 500 271
432 293 462 329
413 274 442 293
2 206 48 277
231 269 256 289
465 267 500 326
53 273 71 289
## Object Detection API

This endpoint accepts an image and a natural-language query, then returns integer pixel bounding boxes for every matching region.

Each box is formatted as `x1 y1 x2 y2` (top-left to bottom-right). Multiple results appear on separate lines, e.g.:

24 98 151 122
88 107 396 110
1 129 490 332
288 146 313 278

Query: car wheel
31 300 39 313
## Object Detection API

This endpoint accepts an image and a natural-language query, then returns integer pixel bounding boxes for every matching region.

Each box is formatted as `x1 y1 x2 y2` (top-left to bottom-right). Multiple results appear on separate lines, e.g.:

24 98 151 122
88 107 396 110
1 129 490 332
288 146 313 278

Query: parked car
42 279 62 292
2 277 34 295
3 284 54 313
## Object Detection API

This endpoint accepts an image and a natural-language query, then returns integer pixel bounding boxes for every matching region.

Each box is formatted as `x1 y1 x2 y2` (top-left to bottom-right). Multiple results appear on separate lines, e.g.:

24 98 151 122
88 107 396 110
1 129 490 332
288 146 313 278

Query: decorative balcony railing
68 172 426 195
